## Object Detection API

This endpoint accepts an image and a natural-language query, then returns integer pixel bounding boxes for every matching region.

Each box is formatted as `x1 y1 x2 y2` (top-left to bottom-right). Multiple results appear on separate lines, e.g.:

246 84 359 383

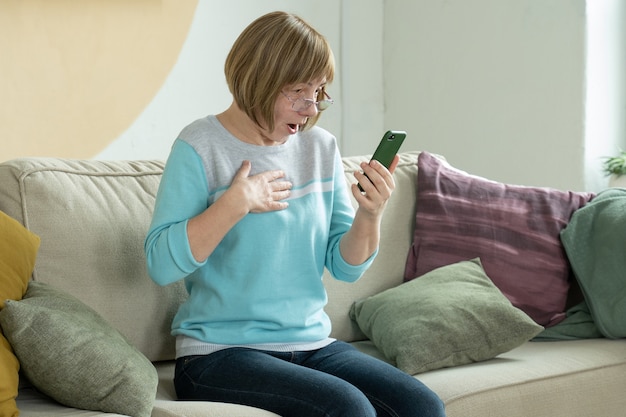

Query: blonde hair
224 11 335 131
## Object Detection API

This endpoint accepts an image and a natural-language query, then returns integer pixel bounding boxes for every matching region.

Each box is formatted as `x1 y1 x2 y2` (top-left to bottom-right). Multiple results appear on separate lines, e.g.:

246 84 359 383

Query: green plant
603 150 626 177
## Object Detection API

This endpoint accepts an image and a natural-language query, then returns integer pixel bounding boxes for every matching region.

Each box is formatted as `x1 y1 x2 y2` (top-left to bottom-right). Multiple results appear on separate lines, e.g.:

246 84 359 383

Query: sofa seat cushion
152 361 279 417
15 339 626 417
16 384 128 417
353 338 626 417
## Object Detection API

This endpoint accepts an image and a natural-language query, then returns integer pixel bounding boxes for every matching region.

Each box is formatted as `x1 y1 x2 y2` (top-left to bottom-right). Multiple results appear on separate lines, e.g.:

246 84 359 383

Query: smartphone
358 130 407 191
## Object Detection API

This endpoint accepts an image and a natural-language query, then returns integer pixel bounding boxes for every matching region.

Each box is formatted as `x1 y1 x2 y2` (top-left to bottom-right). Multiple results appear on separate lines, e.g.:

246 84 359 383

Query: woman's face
268 78 327 144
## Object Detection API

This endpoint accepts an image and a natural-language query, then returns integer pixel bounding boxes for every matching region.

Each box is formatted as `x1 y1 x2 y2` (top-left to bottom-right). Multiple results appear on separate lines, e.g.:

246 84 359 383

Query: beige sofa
0 151 624 417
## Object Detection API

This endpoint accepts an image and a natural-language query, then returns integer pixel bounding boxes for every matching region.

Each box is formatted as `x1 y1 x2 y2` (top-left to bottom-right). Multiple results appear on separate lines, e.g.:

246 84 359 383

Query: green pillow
533 301 602 341
0 282 157 417
559 188 626 339
350 258 543 375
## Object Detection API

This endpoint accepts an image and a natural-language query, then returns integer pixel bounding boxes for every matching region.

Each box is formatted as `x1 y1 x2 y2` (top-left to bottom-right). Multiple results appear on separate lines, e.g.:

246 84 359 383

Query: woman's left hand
340 155 398 265
351 156 398 216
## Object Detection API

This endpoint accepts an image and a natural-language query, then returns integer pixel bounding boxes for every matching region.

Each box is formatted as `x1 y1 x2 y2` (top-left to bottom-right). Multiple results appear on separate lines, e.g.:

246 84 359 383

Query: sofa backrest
0 152 420 361
0 158 186 362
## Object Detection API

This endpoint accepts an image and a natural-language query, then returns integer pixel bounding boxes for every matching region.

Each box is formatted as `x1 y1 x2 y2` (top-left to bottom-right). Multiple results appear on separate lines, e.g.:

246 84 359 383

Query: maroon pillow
405 152 594 327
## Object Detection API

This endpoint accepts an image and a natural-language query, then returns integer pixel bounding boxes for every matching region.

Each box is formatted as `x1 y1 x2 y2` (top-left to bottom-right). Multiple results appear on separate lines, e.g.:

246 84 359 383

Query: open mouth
288 124 299 133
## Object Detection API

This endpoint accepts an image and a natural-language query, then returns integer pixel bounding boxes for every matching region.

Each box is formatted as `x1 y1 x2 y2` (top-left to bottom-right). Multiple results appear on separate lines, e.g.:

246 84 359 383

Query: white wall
97 0 386 160
98 0 625 193
384 0 587 191
338 0 385 156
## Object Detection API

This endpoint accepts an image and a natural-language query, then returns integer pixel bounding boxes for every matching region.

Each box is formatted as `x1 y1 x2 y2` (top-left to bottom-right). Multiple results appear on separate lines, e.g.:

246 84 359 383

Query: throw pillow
0 210 40 417
533 301 602 341
0 282 157 417
560 188 626 338
350 258 543 375
404 152 594 327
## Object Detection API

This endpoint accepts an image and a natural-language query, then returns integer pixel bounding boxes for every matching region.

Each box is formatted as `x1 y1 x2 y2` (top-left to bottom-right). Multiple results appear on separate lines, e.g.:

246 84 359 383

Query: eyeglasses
281 90 334 112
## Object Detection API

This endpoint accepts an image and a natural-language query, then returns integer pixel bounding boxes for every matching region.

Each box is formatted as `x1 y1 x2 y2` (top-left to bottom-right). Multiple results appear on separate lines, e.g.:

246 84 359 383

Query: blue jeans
174 340 445 417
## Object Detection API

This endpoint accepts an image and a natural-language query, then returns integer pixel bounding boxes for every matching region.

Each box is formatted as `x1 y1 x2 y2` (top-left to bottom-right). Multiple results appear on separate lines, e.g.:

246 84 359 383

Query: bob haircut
224 11 335 132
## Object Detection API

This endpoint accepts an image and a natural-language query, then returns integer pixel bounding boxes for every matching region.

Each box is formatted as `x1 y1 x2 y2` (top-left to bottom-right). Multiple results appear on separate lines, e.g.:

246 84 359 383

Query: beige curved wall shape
0 0 198 161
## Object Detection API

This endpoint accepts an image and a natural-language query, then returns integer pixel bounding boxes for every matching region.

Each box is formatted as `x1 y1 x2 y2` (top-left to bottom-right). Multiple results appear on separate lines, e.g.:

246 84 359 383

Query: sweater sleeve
324 152 377 282
144 140 208 286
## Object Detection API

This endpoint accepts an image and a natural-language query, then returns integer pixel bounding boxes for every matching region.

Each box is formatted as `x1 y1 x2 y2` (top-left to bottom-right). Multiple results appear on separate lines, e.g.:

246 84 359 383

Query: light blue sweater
144 116 375 355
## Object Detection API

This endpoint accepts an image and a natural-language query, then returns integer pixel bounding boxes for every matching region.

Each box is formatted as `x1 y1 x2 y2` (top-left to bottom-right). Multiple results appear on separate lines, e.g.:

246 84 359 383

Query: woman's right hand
230 160 292 213
187 160 291 262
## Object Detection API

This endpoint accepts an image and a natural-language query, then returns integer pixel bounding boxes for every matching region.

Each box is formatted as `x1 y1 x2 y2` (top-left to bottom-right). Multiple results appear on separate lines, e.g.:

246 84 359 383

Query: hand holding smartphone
358 130 406 192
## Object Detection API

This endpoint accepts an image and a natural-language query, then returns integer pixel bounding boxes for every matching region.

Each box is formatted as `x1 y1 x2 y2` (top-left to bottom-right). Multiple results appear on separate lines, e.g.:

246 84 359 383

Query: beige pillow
0 210 40 417
0 282 158 417
350 258 543 374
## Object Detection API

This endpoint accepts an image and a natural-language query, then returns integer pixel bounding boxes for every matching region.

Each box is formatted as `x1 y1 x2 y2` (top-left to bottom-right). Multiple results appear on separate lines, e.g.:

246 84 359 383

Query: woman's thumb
237 160 252 178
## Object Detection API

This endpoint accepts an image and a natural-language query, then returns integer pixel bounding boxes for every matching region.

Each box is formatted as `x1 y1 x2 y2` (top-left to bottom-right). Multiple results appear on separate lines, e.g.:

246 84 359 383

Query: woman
145 11 445 417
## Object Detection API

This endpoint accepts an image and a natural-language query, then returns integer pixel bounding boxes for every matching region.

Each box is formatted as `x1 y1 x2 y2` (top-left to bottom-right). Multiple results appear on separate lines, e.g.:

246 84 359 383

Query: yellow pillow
0 336 20 417
0 210 40 417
